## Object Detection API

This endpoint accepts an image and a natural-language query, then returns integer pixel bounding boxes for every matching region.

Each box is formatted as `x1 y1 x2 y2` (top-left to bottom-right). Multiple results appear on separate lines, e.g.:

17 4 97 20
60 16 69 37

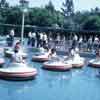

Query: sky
6 0 100 12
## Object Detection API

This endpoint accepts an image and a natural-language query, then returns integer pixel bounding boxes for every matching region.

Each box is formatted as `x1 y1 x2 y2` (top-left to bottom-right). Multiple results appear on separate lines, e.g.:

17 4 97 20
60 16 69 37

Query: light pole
21 9 27 46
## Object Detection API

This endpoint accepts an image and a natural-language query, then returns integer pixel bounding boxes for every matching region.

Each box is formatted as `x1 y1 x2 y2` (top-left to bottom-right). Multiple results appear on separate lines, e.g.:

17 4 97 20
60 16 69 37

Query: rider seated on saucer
40 46 52 58
95 48 100 60
49 48 57 59
12 41 24 63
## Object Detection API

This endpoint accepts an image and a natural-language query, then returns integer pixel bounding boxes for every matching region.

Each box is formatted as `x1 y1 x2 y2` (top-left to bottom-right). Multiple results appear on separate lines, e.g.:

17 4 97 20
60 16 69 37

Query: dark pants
37 39 40 48
27 37 31 45
72 40 77 49
94 43 99 50
40 39 43 47
43 40 46 47
87 43 92 50
8 41 13 47
79 42 82 49
31 38 35 47
7 39 13 47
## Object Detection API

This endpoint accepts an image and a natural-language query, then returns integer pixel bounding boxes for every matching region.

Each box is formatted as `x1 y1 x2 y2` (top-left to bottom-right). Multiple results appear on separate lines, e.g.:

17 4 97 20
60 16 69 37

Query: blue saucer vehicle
0 63 37 80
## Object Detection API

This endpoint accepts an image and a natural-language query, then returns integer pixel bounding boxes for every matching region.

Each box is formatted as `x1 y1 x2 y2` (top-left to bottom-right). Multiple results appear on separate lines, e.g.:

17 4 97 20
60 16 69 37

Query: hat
15 40 20 44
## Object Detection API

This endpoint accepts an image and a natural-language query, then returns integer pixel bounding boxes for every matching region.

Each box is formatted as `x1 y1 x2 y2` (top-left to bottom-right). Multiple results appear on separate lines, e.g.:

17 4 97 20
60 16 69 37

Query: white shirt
74 35 78 41
95 37 98 41
43 34 48 41
28 32 32 38
88 37 92 44
10 30 15 36
73 53 81 61
51 52 57 58
94 37 99 44
32 32 36 38
79 37 83 43
40 33 44 40
12 52 23 63
6 35 9 38
71 49 75 56
56 35 60 41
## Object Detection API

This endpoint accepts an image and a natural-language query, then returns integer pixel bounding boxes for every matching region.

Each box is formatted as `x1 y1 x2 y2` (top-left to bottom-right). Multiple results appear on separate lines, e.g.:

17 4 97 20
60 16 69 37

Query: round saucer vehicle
4 48 27 59
4 48 14 57
43 61 72 71
0 63 37 80
0 58 5 67
72 57 85 68
28 46 46 53
64 56 85 68
79 51 95 58
88 59 100 68
27 47 40 52
32 53 49 62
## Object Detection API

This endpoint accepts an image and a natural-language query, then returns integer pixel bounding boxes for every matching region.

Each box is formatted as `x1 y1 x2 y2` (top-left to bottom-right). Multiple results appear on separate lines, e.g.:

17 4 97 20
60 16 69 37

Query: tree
45 0 55 12
19 0 29 8
0 0 9 8
0 0 10 24
6 7 22 25
83 15 100 31
62 0 74 17
28 8 56 26
61 0 75 29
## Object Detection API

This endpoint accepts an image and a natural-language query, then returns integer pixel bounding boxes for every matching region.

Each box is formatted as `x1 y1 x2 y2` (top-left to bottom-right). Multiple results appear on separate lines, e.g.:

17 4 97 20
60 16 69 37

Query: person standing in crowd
36 32 40 48
48 32 53 48
6 35 10 46
55 34 60 49
87 36 93 51
72 34 78 49
78 36 83 50
31 32 36 47
93 35 99 50
40 32 44 47
43 33 48 48
56 34 60 44
27 32 32 46
82 36 87 51
70 47 75 58
6 29 15 47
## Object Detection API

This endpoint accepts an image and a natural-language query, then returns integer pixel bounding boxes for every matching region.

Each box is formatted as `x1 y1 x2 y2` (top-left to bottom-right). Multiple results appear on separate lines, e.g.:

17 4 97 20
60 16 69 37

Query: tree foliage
83 15 100 31
0 0 100 36
62 0 74 17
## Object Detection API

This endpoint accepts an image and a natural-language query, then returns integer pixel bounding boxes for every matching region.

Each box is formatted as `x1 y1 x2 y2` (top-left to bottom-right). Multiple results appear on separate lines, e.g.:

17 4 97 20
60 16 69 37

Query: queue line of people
27 32 48 48
5 29 100 54
6 30 49 48
71 35 100 52
4 29 100 67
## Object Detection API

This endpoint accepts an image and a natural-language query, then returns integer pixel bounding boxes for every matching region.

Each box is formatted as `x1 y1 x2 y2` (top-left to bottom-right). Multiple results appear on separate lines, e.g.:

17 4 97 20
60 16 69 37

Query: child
12 41 24 63
49 48 57 58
